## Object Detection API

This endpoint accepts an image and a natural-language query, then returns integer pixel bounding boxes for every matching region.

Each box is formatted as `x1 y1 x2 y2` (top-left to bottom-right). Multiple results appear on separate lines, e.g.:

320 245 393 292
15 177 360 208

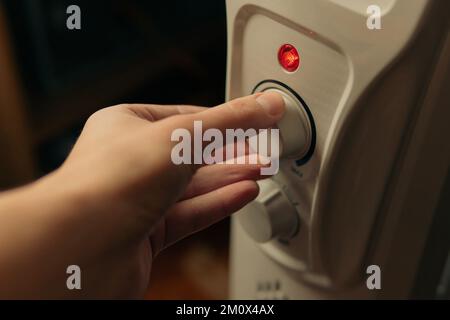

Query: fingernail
256 92 285 117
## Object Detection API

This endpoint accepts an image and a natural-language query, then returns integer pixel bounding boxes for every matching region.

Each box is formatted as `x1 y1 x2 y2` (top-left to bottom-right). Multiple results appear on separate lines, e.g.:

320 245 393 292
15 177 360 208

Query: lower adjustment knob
237 179 299 243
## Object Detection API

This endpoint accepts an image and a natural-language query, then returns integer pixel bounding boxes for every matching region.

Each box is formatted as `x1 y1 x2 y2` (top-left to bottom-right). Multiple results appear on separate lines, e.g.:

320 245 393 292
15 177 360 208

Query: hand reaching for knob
0 92 285 299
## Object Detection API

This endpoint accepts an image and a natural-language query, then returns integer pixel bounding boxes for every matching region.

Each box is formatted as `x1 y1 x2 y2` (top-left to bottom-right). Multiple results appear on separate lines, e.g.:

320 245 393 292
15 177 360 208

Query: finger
151 92 284 173
123 104 207 121
162 180 259 249
198 91 285 132
182 161 265 200
160 91 285 138
203 138 261 164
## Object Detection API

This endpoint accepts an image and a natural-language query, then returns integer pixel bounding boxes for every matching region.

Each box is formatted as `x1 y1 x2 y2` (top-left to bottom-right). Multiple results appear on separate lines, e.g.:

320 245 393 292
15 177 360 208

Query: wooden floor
146 220 230 300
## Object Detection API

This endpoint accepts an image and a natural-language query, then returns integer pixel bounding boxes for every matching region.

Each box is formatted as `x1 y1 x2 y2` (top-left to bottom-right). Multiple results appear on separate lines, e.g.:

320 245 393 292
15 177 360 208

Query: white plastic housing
227 0 449 299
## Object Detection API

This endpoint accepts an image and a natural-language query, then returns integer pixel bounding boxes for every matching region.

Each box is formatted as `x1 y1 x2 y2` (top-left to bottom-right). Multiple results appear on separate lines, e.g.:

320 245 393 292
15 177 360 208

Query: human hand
2 92 285 298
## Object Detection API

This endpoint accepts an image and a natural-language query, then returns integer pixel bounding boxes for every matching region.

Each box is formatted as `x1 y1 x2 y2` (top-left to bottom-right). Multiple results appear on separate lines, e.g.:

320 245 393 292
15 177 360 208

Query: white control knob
267 89 312 159
238 179 299 243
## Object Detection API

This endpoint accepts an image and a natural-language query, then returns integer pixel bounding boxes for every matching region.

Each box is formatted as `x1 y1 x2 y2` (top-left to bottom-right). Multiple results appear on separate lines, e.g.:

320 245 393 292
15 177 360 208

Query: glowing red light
278 44 300 72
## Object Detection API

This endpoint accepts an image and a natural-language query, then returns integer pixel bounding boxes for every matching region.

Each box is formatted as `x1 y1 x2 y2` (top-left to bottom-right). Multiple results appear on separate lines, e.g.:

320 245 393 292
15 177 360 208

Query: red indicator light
278 44 300 72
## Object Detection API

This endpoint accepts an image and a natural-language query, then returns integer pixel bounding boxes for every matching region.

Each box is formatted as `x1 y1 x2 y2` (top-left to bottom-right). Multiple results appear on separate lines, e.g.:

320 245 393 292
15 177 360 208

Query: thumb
150 91 285 177
194 91 285 133
159 91 285 136
159 91 285 171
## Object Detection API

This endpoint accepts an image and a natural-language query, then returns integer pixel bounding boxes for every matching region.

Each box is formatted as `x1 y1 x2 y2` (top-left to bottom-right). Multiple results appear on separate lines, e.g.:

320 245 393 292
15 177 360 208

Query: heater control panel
231 4 350 280
237 81 316 250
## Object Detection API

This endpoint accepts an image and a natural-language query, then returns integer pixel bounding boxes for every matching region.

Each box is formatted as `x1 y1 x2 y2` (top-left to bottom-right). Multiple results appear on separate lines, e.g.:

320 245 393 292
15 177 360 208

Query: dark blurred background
0 0 229 299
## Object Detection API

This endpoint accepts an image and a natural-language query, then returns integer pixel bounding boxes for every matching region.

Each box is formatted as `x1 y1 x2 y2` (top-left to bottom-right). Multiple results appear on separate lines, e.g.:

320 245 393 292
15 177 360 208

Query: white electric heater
227 0 450 299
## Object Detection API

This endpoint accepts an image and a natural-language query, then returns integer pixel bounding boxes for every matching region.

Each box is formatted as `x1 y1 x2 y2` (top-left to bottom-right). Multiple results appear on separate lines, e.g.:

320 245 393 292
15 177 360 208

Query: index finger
123 104 207 121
